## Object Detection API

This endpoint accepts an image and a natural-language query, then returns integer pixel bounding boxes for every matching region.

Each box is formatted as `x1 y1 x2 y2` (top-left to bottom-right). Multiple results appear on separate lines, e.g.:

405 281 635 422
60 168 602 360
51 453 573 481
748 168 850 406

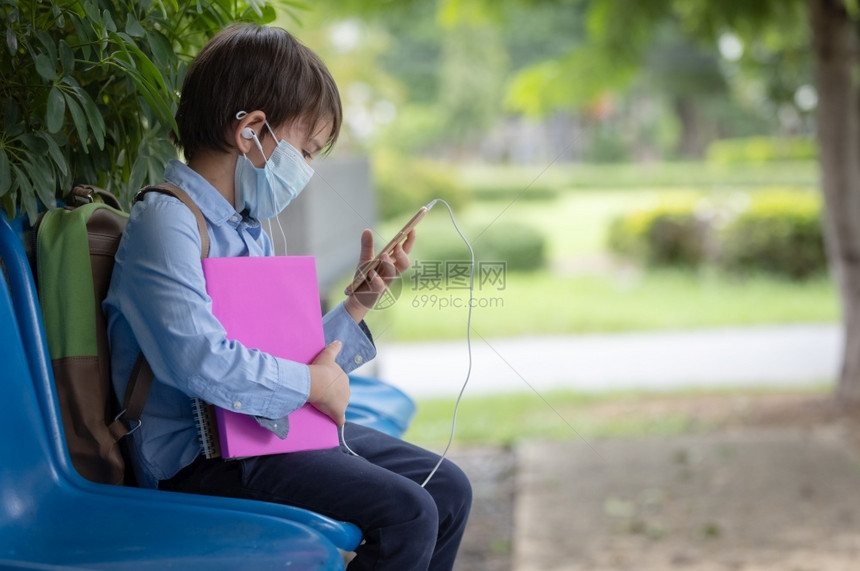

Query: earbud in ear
241 127 256 140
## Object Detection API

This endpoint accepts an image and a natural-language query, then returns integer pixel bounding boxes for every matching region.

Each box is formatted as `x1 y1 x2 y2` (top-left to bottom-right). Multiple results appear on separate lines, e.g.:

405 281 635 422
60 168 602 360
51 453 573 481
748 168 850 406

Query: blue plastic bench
0 214 415 568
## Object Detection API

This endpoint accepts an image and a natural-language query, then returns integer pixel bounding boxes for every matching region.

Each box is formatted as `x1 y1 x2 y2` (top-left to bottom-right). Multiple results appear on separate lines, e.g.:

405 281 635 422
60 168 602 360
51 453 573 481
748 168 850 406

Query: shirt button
353 355 364 365
272 423 278 429
232 401 242 410
230 214 240 223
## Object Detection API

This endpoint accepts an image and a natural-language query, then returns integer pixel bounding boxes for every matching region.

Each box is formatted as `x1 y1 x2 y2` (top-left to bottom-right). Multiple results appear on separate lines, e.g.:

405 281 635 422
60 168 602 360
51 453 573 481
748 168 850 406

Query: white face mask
234 113 315 220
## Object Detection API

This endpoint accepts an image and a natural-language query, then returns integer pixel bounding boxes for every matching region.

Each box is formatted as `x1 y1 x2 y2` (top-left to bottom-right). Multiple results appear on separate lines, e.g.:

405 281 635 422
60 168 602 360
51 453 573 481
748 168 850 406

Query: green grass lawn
402 386 831 449
348 162 836 342
359 268 837 343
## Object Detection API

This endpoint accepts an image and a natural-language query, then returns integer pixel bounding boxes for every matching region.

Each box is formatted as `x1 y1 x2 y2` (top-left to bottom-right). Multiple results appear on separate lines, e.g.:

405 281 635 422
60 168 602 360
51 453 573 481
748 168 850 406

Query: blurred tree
0 0 293 221
809 0 860 405
496 0 860 404
505 2 796 158
307 0 586 155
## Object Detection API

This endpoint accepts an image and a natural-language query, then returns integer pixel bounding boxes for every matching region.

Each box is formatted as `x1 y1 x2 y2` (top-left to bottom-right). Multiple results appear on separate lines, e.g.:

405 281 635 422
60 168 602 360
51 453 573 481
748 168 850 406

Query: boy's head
173 24 342 162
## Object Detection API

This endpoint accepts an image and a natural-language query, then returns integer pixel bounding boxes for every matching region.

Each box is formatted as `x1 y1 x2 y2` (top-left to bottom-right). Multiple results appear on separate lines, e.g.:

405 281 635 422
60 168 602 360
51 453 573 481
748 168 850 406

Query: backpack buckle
67 185 123 210
114 409 142 437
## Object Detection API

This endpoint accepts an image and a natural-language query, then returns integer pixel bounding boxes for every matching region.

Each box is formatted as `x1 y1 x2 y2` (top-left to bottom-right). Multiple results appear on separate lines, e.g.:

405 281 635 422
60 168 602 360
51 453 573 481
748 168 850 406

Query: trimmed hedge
608 197 709 268
412 219 547 273
706 136 818 164
373 151 468 220
608 189 827 279
471 183 559 202
719 192 825 279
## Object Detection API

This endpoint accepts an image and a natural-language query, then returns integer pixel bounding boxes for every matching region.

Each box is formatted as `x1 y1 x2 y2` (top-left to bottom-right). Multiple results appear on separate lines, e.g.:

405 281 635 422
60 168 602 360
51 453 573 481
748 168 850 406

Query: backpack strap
135 182 210 258
116 182 210 439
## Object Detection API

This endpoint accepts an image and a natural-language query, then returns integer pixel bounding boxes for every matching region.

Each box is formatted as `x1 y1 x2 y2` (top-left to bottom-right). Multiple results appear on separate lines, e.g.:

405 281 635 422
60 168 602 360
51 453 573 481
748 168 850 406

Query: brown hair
173 24 342 161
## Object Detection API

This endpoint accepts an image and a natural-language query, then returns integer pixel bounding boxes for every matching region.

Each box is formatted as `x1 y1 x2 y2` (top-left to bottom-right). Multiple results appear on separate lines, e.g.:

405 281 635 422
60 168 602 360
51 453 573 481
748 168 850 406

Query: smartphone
344 205 429 295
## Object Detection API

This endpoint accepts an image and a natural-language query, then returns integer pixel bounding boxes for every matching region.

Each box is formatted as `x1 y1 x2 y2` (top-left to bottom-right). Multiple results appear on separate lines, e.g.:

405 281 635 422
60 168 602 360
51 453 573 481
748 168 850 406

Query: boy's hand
307 341 350 426
345 228 415 320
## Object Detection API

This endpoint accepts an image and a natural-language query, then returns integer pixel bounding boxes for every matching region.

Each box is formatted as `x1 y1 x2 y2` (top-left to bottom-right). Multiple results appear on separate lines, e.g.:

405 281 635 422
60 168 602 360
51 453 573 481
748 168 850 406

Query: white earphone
241 127 256 140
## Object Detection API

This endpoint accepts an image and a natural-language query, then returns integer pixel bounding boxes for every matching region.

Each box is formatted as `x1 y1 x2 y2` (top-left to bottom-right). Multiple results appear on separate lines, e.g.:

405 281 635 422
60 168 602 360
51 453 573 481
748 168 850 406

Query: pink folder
202 256 339 458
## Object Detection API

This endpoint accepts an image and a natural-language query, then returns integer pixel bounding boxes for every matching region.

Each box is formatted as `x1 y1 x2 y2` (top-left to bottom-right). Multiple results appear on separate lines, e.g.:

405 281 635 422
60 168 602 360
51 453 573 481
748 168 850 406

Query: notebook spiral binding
191 397 221 459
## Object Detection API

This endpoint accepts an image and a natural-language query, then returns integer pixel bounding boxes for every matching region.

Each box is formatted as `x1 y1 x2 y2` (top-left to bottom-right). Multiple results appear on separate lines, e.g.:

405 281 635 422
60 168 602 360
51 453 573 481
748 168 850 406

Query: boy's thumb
325 340 343 358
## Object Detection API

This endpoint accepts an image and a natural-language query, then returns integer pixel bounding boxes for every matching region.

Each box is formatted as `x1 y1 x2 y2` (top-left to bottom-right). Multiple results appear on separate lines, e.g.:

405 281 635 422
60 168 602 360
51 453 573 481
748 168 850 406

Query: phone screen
344 205 428 295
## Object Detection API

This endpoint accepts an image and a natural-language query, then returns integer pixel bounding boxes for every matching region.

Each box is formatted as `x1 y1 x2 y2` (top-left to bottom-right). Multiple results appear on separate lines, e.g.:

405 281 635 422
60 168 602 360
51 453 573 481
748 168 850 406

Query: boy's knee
387 479 440 534
432 460 473 523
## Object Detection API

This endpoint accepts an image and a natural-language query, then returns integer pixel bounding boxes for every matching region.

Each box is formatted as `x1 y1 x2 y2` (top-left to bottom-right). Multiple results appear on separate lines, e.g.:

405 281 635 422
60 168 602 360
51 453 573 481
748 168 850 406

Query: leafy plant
372 149 469 220
719 190 825 279
407 217 547 273
607 196 710 268
706 136 818 164
1 0 292 222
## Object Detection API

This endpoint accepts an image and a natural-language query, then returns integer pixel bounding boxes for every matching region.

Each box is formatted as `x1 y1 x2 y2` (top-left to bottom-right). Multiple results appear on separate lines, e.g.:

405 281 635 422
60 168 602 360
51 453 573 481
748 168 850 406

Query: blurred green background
273 1 835 446
274 2 832 345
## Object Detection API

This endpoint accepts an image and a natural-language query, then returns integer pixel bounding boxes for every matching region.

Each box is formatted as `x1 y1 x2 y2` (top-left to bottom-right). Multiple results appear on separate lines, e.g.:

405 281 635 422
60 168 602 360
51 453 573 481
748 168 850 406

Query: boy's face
249 117 332 168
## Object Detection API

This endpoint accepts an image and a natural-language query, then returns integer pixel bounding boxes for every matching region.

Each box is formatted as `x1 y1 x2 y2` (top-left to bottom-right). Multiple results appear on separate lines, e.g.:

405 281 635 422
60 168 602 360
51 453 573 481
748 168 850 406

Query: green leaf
24 158 57 210
38 133 68 177
46 86 66 133
103 10 117 33
6 27 17 55
129 154 147 193
18 134 48 156
0 149 10 196
74 88 105 150
2 192 16 221
109 35 177 133
34 53 58 81
13 165 39 223
146 30 173 67
55 11 66 27
259 4 277 23
125 14 146 37
82 0 101 24
35 30 57 62
68 13 93 60
59 40 75 75
64 93 88 152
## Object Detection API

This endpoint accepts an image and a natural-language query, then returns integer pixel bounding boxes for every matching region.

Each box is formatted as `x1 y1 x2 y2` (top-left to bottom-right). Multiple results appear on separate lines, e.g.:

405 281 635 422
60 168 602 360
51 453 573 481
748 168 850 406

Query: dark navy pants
159 422 472 570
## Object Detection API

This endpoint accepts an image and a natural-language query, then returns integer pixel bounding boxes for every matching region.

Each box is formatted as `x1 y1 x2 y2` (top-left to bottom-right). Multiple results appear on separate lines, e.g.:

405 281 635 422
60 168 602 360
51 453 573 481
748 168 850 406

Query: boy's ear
233 110 267 155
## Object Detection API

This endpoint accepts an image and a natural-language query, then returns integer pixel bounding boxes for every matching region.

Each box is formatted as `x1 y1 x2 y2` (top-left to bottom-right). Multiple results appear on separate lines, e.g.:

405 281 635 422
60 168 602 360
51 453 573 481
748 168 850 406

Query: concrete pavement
357 323 842 398
513 427 860 570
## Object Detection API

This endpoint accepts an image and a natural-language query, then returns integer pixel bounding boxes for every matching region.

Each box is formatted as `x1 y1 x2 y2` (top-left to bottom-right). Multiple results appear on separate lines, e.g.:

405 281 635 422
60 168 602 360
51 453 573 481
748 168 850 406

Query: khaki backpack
35 183 208 485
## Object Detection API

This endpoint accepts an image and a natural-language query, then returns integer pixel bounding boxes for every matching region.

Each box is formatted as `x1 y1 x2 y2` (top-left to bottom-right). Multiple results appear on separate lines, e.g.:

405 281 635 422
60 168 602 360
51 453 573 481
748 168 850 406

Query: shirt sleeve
322 301 376 373
114 195 309 420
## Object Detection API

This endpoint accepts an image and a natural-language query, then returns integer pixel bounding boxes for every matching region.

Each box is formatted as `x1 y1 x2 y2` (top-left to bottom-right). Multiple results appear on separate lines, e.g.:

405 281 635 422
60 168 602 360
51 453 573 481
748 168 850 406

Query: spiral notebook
192 255 339 459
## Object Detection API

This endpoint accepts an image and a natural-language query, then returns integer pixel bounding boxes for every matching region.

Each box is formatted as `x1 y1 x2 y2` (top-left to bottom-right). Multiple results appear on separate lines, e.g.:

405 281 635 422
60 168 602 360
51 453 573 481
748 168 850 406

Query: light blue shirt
103 160 376 488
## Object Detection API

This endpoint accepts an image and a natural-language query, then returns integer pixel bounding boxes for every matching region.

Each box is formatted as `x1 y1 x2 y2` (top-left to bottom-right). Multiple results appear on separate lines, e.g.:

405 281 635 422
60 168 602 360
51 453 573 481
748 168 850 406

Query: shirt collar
163 159 239 227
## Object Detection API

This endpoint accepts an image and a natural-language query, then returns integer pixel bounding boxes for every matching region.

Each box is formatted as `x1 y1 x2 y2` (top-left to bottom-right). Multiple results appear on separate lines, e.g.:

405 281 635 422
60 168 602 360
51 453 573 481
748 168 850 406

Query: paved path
513 428 860 570
358 324 842 398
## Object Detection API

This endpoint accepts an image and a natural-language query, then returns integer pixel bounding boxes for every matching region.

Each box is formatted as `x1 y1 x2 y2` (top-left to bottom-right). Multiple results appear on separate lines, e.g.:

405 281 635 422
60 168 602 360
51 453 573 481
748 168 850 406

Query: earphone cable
420 198 474 488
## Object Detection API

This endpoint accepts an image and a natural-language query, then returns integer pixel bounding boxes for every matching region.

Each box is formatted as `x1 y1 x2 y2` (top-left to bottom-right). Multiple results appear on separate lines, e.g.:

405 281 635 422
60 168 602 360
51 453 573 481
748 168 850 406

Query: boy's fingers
401 229 416 255
360 229 374 263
